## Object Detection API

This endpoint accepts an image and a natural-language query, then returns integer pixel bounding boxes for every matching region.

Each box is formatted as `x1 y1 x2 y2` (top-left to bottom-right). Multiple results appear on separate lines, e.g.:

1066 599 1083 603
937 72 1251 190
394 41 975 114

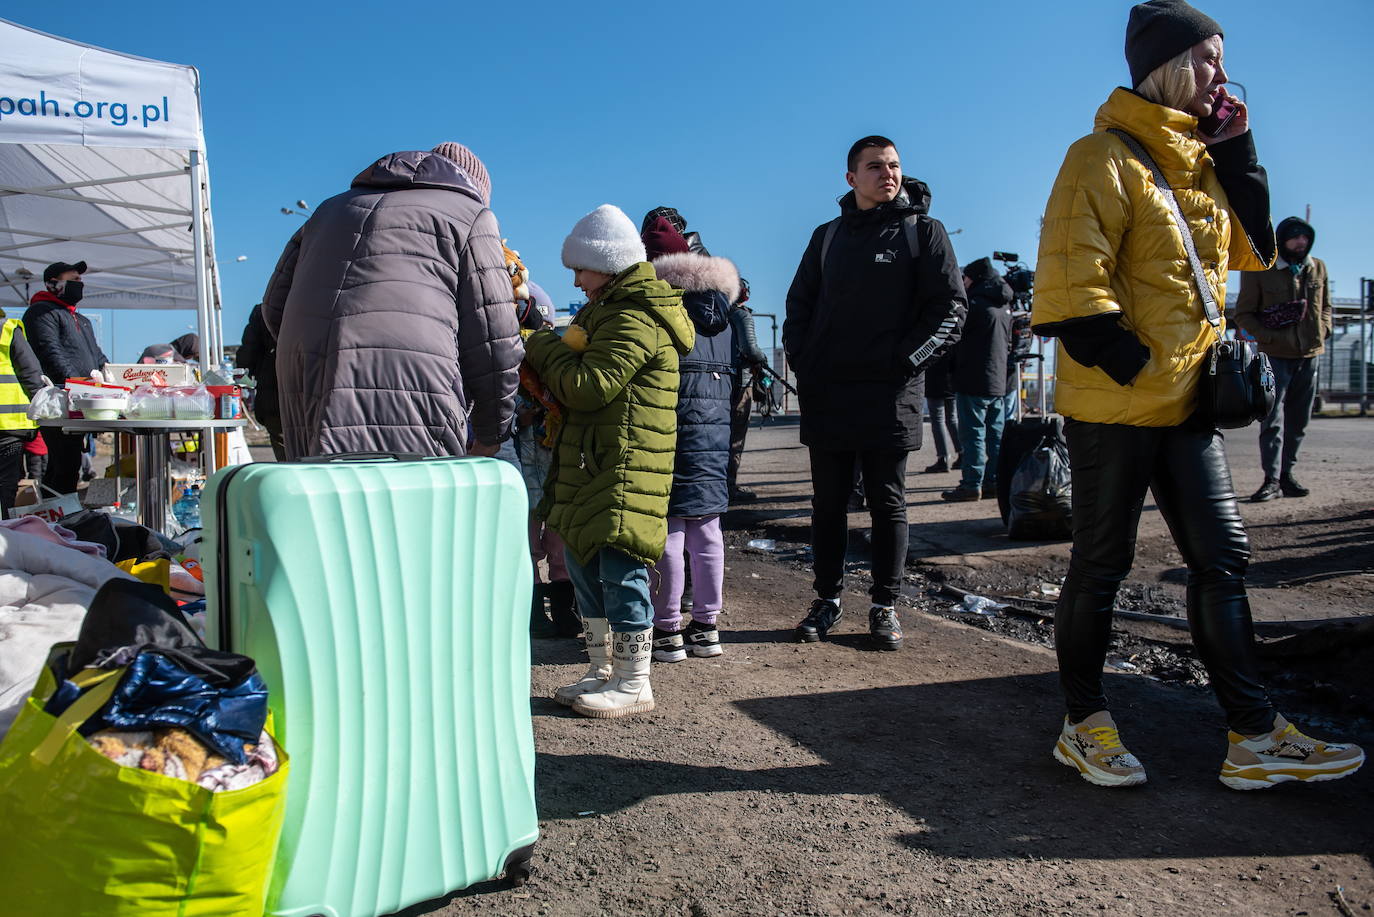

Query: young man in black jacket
783 136 966 650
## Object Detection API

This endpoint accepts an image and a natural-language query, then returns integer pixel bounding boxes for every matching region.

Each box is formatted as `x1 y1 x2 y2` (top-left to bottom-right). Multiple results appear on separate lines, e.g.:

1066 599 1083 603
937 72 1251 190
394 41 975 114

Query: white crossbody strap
1106 128 1222 332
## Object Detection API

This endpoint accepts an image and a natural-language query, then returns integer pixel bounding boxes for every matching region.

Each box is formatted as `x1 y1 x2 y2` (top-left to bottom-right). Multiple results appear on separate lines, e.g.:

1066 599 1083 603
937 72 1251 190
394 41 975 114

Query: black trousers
256 408 288 462
809 447 909 606
0 436 25 517
42 429 85 496
24 450 46 486
1055 420 1275 734
727 384 752 493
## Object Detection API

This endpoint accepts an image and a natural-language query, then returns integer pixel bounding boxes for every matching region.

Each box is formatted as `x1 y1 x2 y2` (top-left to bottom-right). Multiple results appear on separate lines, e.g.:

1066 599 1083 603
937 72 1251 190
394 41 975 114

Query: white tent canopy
0 18 224 363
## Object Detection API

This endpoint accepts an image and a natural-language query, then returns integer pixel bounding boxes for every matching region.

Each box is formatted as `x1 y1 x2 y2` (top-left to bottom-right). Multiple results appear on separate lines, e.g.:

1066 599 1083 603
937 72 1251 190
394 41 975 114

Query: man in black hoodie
942 258 1013 503
1233 216 1332 502
784 136 966 650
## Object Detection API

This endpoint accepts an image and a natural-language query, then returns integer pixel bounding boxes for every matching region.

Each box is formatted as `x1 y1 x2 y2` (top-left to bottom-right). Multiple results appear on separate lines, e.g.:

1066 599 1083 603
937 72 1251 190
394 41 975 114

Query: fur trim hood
650 252 741 305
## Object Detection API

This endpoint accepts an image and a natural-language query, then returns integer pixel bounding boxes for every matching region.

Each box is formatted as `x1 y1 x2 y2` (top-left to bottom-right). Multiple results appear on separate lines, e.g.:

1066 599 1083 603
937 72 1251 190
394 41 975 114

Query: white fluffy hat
561 204 646 275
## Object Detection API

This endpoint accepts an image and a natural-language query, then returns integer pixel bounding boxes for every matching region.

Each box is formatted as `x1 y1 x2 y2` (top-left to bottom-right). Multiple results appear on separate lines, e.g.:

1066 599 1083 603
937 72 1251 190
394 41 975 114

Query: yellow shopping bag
0 645 289 916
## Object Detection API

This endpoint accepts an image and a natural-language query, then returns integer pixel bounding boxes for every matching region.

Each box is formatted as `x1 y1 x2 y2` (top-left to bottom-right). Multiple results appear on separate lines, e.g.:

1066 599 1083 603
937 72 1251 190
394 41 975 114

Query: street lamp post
280 199 312 218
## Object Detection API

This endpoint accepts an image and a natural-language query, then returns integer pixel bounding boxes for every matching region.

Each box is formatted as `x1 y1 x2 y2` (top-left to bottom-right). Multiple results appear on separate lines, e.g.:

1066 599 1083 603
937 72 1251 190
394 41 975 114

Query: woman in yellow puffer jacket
1032 0 1363 792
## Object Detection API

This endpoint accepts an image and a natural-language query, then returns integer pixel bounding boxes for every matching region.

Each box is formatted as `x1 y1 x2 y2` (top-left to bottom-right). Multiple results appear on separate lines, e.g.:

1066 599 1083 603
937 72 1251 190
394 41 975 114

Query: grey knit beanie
431 142 491 205
1125 0 1224 89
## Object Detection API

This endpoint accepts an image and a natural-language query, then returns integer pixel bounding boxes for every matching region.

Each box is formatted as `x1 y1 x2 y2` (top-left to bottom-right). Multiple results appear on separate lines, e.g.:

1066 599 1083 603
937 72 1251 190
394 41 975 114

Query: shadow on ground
532 668 1373 868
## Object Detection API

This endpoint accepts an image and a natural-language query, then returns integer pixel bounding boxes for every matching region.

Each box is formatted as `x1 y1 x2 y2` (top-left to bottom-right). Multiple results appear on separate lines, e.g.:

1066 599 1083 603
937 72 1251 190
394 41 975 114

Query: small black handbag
1108 129 1276 428
1202 337 1276 429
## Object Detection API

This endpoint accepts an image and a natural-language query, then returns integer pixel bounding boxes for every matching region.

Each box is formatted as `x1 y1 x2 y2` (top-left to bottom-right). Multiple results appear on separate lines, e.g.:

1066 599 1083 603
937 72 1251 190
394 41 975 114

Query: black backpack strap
820 214 920 271
819 218 841 271
902 214 921 260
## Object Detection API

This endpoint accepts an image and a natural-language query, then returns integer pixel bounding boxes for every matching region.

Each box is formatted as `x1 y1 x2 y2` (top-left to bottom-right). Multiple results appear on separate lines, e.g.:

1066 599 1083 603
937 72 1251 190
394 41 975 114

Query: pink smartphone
1199 97 1239 137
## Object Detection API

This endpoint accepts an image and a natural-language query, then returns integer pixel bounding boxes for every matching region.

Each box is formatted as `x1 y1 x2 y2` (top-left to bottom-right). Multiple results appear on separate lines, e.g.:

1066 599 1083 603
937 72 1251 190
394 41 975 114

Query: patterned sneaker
684 620 723 658
796 599 843 643
1219 715 1364 791
651 626 687 663
1053 711 1147 787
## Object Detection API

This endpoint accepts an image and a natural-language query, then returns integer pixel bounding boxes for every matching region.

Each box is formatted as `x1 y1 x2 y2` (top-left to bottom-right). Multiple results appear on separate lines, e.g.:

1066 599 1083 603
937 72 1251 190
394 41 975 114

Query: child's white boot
553 616 611 706
571 628 654 719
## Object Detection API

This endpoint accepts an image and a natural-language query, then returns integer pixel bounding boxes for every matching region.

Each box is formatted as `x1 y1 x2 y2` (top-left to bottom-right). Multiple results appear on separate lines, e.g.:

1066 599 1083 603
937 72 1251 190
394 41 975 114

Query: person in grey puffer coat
262 143 522 458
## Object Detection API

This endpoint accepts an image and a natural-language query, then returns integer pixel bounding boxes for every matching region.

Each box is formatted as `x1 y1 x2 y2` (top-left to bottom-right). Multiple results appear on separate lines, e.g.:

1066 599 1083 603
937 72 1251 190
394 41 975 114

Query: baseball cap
43 260 88 282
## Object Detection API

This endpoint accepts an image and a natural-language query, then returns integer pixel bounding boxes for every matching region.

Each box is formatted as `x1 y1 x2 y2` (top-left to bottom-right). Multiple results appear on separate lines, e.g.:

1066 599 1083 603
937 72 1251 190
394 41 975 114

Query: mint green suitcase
203 456 538 917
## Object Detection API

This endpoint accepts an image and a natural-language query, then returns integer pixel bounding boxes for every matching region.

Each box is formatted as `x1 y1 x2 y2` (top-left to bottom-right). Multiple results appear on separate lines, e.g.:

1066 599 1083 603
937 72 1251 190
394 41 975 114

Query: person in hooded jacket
784 135 966 652
262 143 522 459
942 257 1012 502
1233 216 1332 502
1033 0 1362 791
640 217 739 664
524 204 694 719
24 260 107 495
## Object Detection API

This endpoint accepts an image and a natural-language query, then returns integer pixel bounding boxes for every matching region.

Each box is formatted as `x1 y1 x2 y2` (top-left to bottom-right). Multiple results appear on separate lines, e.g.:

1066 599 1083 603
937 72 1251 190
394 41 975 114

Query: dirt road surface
423 415 1372 917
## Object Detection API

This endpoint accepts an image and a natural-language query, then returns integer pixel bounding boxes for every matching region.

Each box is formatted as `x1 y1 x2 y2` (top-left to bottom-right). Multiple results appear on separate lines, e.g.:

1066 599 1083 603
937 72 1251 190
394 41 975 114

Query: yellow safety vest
0 319 38 433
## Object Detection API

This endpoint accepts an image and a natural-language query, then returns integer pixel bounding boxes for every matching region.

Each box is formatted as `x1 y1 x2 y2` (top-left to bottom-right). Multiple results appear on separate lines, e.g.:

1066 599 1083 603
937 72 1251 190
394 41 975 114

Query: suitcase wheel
504 844 536 887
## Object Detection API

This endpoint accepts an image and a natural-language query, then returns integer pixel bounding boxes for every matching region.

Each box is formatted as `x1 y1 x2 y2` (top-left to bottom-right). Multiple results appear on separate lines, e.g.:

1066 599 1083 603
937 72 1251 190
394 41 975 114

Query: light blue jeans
564 546 652 633
956 394 1006 491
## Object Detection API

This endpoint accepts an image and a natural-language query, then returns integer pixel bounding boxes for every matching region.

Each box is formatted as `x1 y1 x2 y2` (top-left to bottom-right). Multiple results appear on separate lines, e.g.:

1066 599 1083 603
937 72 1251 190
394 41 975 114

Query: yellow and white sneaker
1053 711 1147 787
1220 715 1364 791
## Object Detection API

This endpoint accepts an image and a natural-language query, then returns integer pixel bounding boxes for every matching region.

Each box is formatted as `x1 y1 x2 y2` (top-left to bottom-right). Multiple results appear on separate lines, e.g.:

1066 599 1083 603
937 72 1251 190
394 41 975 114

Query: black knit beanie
1125 0 1224 89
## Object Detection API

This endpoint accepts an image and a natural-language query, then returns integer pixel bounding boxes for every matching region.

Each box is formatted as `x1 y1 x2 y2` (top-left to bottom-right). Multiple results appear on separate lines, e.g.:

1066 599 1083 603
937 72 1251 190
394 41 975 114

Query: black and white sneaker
652 626 687 663
684 620 723 657
796 599 843 643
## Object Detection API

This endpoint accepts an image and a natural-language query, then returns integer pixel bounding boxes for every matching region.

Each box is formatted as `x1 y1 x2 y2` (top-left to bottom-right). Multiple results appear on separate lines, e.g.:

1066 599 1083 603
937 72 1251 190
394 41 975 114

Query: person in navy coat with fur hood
641 217 739 664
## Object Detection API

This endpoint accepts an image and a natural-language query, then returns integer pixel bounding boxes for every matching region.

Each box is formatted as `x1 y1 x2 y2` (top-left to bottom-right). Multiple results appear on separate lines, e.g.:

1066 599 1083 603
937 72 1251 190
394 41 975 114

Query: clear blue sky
19 0 1374 361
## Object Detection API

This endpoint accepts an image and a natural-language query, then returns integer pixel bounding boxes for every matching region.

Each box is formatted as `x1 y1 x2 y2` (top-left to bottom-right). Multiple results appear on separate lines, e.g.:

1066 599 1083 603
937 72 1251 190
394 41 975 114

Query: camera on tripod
992 251 1037 368
992 251 1035 304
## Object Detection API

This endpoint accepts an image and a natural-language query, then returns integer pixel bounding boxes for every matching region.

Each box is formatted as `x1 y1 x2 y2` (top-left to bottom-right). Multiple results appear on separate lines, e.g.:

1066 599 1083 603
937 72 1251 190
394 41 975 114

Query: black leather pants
1055 420 1276 734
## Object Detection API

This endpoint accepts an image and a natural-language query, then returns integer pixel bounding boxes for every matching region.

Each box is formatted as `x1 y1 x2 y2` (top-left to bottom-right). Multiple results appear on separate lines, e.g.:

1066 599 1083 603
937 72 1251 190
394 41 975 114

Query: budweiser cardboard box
103 363 196 387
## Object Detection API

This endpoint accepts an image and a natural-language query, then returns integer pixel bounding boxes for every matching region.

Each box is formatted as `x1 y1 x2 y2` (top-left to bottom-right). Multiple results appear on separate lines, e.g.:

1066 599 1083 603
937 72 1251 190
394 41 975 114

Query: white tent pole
189 149 215 471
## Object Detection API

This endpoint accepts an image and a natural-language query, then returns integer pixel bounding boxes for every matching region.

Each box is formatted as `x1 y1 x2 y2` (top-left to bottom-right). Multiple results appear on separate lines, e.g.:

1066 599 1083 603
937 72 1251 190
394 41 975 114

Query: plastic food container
71 391 129 421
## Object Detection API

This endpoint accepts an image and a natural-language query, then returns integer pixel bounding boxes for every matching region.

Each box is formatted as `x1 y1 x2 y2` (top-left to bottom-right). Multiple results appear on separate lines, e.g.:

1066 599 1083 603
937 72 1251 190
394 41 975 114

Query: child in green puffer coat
523 204 694 720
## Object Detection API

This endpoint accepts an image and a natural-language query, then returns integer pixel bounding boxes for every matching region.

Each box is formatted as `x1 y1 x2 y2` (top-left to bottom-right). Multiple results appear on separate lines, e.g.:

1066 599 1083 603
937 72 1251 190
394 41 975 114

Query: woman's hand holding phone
1198 90 1248 145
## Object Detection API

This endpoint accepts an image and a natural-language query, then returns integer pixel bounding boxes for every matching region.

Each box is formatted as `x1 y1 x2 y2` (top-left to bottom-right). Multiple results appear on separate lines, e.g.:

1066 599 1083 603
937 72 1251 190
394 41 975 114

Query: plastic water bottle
173 485 202 530
960 594 1005 616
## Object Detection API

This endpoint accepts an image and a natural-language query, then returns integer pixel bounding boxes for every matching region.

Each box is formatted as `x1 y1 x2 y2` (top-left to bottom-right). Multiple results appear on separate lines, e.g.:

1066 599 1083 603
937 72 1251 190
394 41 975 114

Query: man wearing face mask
1233 217 1332 502
24 260 108 494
